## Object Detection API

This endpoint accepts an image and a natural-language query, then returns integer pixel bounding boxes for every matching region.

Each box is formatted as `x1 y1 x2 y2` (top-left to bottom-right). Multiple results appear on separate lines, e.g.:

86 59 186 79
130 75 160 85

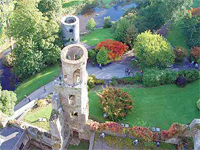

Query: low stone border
89 132 95 150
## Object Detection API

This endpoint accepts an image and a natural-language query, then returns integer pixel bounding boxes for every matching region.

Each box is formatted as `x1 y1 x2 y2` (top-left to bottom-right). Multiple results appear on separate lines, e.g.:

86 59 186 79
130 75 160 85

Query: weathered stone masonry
49 44 89 149
61 15 80 46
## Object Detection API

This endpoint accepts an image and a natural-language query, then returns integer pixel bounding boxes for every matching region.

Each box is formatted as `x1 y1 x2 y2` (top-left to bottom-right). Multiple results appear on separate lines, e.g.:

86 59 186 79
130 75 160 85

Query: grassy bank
15 64 61 103
81 28 114 46
89 80 200 129
23 104 52 131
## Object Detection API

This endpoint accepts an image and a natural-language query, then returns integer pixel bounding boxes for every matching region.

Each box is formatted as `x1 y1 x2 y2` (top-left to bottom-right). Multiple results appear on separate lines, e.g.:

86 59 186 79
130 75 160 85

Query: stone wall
61 15 80 46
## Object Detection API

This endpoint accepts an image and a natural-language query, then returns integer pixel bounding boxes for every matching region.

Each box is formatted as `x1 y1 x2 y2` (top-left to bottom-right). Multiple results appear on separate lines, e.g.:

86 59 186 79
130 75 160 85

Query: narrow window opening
69 95 75 105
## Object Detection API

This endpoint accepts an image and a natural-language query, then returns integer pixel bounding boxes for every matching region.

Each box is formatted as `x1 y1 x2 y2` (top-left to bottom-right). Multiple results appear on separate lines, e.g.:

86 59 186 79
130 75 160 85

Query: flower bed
89 121 189 142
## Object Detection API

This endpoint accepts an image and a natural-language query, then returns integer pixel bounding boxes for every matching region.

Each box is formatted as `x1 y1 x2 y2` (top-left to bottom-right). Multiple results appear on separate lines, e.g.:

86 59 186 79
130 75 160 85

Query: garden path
13 58 130 115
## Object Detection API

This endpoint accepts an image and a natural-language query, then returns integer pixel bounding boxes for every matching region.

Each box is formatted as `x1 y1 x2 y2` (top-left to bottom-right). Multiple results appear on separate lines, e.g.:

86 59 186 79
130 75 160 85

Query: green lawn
23 104 52 131
68 140 89 150
62 0 84 8
23 80 200 131
15 64 61 104
81 28 114 46
89 80 200 129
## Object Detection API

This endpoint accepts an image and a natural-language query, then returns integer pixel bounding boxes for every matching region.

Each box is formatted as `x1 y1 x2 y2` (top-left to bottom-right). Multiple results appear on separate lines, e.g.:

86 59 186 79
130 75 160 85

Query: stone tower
49 44 89 149
61 15 80 46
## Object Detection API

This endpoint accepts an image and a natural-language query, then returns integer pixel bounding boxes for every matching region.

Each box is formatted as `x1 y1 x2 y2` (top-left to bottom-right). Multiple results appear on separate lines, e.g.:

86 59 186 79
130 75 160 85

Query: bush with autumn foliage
131 126 153 142
190 47 200 61
98 87 134 121
95 39 128 62
173 47 188 62
89 121 189 142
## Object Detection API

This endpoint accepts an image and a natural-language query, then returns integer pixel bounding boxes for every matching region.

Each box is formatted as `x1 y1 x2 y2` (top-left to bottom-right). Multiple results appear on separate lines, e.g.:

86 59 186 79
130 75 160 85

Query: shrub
190 47 200 61
143 68 178 87
103 16 112 28
131 126 153 142
88 49 97 65
175 76 187 87
95 79 105 85
173 47 188 62
129 59 139 68
110 77 118 86
133 72 142 83
100 122 123 134
37 99 48 107
87 74 105 89
2 52 13 68
178 70 199 83
117 77 134 85
86 18 96 31
197 99 200 110
87 74 96 89
98 87 134 121
96 47 109 65
95 39 128 61
134 31 175 68
123 25 138 49
114 18 130 42
183 10 200 48
0 90 17 116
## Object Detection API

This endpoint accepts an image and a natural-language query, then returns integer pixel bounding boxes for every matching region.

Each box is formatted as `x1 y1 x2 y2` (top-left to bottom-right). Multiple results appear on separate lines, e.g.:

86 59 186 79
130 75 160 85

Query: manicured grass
89 80 200 129
81 28 114 46
166 20 190 53
23 104 52 131
62 0 84 8
193 0 200 8
24 80 199 131
68 140 89 150
15 64 61 104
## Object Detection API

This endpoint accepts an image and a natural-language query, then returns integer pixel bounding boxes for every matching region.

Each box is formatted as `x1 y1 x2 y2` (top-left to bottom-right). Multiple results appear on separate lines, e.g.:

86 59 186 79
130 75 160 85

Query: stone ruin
49 44 90 149
61 15 80 46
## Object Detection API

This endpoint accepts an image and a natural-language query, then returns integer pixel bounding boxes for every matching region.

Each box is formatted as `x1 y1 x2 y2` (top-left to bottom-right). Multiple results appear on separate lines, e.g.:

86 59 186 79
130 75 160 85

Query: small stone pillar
189 119 200 150
61 15 80 46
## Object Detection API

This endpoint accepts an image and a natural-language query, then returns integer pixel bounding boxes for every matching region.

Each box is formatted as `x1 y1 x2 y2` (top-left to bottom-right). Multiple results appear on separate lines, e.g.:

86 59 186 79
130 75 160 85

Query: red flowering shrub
160 130 169 140
167 123 183 138
131 126 153 142
190 47 200 60
95 39 128 61
100 122 123 134
98 87 134 121
90 121 100 131
189 7 200 16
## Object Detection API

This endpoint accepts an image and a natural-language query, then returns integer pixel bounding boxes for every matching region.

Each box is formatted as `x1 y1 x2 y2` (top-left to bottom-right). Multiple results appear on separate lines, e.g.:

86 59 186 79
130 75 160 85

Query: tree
123 25 138 49
114 18 130 42
96 47 109 65
95 39 128 61
134 31 175 68
9 0 47 41
183 9 200 48
38 0 62 19
12 40 44 80
0 89 17 116
9 0 61 80
86 18 96 31
149 0 193 21
0 0 15 49
39 38 60 65
103 16 112 28
135 4 165 32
